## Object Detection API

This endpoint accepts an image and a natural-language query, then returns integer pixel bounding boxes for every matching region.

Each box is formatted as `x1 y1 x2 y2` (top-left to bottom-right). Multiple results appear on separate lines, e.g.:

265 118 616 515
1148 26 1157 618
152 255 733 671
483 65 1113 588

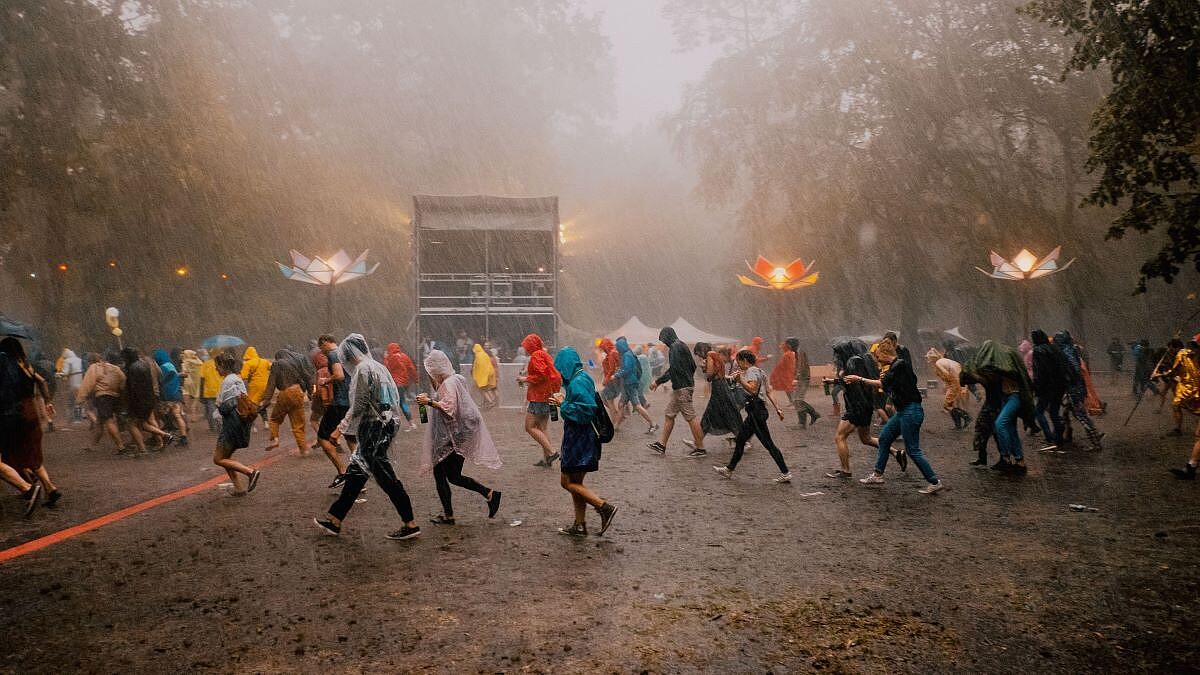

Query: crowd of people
6 321 1200 539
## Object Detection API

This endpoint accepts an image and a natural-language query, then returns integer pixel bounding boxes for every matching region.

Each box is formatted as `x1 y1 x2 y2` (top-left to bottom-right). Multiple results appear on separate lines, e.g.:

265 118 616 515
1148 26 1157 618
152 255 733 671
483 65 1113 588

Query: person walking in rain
122 348 173 453
1055 331 1105 451
470 342 499 410
56 349 83 422
826 340 879 479
384 342 419 430
239 346 271 431
180 349 204 421
1106 337 1125 383
0 337 63 512
613 337 657 434
417 350 503 525
199 349 222 433
926 348 970 430
684 342 741 456
154 349 188 447
517 333 562 468
212 351 261 497
262 347 313 453
597 338 622 422
712 349 792 483
963 340 1036 474
1165 335 1200 479
316 335 352 487
1030 330 1067 450
851 343 944 494
313 334 421 540
647 326 706 456
773 338 821 429
548 347 618 537
635 345 652 408
77 351 126 452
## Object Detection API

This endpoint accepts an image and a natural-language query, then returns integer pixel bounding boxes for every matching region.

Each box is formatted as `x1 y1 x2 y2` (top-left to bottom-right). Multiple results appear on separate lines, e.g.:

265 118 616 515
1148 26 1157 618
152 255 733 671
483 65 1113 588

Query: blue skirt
560 420 600 473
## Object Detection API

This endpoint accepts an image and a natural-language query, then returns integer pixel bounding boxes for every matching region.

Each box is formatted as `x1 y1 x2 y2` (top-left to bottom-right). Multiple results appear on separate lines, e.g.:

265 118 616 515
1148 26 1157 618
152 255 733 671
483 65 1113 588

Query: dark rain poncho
962 340 1036 423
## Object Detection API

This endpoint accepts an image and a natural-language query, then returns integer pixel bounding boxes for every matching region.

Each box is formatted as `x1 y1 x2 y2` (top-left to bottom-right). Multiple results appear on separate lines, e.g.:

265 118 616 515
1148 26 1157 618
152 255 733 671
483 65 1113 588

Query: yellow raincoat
200 355 221 398
239 346 272 404
471 343 497 390
1170 348 1200 414
181 349 204 399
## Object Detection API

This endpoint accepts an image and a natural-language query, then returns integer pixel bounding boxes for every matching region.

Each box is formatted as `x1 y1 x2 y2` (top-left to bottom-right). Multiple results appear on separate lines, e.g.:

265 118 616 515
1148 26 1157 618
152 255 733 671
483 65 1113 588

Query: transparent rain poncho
420 349 502 475
337 333 400 452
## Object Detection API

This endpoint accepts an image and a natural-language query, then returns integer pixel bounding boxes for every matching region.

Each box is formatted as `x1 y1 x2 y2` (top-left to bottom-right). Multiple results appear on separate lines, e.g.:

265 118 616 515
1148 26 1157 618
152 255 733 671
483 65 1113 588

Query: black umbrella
0 315 35 341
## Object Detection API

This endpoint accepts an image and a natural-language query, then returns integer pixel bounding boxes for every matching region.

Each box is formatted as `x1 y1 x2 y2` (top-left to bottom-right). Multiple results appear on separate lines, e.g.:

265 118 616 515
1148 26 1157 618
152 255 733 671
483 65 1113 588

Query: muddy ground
1 377 1198 673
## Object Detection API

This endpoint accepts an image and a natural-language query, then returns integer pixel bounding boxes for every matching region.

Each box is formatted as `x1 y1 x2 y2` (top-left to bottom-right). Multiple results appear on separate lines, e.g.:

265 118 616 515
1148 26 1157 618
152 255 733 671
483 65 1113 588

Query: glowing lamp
976 246 1074 281
737 256 819 291
175 266 189 277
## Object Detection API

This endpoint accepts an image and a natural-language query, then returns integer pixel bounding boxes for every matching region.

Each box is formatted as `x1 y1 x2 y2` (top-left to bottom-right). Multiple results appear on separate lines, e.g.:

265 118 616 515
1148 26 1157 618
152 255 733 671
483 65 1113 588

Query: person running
1166 336 1200 479
262 348 313 453
384 343 419 430
1106 337 1124 382
239 346 272 430
851 344 944 493
826 339 879 479
0 337 62 510
1157 338 1185 432
635 345 652 409
77 351 126 451
56 348 83 423
773 338 820 429
926 348 970 430
153 349 188 447
684 342 742 455
1055 331 1105 451
550 347 618 537
1132 339 1158 399
316 334 352 487
613 337 657 434
1030 330 1068 450
212 351 261 497
647 326 706 456
417 350 503 525
199 349 222 433
181 348 204 421
597 338 622 421
122 348 173 453
963 340 1036 474
518 333 562 468
712 349 792 483
470 343 499 411
314 334 420 540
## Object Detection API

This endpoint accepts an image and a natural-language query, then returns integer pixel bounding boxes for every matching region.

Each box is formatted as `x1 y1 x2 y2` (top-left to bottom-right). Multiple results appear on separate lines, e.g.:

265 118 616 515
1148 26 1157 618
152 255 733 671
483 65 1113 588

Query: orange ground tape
0 452 285 564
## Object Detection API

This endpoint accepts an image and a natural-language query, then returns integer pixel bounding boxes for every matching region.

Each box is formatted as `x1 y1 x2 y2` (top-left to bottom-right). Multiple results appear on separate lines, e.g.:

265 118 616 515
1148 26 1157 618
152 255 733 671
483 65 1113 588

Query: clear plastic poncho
421 349 502 475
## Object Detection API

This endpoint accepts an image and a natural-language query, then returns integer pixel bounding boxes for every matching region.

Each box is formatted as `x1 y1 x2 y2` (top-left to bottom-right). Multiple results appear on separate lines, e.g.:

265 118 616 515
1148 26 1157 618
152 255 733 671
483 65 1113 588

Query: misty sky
582 0 722 131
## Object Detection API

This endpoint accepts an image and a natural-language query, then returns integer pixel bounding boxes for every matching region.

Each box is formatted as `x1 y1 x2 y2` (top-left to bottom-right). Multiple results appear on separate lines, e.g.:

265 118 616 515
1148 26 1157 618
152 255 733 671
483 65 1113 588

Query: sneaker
177 436 189 447
825 470 852 479
686 448 708 458
773 472 792 484
646 424 660 435
23 484 41 518
328 473 347 489
558 523 588 537
487 490 502 519
44 489 62 508
859 473 884 485
918 480 945 494
312 518 340 536
596 502 618 535
533 457 551 468
990 459 1012 472
386 526 422 540
547 452 560 465
430 514 456 525
647 441 666 454
969 457 988 467
1171 464 1197 480
247 469 261 493
712 465 732 479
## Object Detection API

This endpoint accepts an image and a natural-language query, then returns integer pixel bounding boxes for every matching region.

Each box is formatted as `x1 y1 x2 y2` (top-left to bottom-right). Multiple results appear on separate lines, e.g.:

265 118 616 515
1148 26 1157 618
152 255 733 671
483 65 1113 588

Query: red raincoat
599 338 619 385
770 349 796 393
384 343 417 387
522 334 561 403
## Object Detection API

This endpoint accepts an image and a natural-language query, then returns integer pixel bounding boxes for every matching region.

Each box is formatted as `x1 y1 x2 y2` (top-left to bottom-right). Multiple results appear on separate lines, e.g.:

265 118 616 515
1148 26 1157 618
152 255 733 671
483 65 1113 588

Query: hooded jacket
613 337 640 389
153 348 183 402
832 339 875 419
964 340 1036 423
554 347 597 425
598 338 619 385
471 343 497 389
1030 330 1068 396
200 353 222 398
770 346 796 393
521 334 561 403
266 348 313 395
239 346 272 404
181 349 203 399
653 327 696 390
1052 331 1085 392
384 343 418 387
58 349 83 389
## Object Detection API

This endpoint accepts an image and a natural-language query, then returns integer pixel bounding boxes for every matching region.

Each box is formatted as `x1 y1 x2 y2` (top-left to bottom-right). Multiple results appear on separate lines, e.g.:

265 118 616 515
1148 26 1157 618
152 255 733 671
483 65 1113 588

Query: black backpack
591 391 614 444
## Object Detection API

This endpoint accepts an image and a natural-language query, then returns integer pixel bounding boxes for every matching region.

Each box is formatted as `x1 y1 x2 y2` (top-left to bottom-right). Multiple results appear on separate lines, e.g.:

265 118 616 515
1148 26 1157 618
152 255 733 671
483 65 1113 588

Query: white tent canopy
605 316 662 345
669 317 737 346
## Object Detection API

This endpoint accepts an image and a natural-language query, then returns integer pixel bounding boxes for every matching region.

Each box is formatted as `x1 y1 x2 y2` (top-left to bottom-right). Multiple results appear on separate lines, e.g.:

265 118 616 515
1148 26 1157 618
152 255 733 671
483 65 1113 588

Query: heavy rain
1 0 1199 671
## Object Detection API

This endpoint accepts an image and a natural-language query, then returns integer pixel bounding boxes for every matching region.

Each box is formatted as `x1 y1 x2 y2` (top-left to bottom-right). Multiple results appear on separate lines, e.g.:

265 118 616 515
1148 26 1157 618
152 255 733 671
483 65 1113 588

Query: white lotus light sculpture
277 249 379 286
975 246 1074 281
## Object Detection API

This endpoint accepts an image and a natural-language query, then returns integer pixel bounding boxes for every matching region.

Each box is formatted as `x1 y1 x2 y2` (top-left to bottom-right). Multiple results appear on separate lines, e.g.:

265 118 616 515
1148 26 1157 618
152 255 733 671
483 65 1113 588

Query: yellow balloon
111 327 123 337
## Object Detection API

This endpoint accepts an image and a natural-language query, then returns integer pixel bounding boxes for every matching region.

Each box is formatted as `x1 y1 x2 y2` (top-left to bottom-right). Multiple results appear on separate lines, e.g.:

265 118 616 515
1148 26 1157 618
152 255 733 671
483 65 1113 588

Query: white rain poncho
337 333 399 438
420 349 502 475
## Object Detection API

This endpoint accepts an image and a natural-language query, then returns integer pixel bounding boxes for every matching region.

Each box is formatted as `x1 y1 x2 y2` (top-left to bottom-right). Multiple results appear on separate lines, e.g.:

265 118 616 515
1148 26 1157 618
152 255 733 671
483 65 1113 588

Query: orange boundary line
0 453 285 564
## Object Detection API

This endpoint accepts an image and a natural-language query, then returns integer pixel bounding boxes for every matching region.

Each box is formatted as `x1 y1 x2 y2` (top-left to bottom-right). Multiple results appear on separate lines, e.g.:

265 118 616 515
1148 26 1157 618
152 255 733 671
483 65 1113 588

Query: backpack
591 391 614 444
634 355 643 380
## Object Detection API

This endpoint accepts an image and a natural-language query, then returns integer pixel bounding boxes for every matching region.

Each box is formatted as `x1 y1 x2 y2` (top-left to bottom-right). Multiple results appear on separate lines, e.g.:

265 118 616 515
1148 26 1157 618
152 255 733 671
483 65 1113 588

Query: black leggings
329 419 413 523
728 400 789 473
434 452 490 517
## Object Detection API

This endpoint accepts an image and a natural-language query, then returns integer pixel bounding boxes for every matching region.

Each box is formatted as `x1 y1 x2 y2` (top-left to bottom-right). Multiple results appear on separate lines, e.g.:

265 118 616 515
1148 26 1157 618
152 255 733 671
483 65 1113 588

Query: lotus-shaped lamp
737 256 819 290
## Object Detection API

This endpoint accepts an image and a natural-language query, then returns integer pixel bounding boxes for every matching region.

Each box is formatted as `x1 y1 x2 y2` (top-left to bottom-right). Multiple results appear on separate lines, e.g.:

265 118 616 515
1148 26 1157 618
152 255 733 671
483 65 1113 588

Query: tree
1024 0 1200 292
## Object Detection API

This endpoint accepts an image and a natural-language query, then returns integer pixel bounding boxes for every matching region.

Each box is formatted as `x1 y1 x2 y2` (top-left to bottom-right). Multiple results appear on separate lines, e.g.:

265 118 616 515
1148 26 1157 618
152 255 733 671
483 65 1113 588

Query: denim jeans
1034 392 1064 444
994 392 1023 460
874 403 937 484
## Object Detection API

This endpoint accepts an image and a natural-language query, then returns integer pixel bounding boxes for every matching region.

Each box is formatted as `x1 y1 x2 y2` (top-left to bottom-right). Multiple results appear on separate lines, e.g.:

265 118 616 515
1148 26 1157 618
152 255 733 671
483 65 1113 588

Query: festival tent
605 316 662 344
669 317 737 346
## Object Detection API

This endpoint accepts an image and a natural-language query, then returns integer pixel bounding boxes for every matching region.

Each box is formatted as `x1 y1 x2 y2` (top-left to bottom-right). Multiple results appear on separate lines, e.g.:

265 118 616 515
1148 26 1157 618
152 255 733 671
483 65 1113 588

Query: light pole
277 249 379 329
975 247 1074 340
737 256 819 343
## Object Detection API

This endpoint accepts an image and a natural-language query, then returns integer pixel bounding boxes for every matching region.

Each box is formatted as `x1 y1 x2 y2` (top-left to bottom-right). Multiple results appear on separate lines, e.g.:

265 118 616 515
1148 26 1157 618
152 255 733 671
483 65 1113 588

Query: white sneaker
859 473 885 485
918 481 945 495
712 465 732 479
773 472 792 483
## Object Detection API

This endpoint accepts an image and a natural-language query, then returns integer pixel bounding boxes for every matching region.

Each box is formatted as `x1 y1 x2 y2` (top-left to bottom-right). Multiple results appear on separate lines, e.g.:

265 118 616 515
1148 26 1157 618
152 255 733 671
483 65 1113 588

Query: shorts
94 395 118 422
318 405 349 440
624 386 641 405
664 387 696 421
527 401 553 416
842 409 873 428
601 380 621 401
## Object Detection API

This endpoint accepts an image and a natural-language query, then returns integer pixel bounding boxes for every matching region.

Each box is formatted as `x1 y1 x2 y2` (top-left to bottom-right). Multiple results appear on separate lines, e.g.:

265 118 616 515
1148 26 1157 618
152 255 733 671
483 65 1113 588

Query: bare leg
102 419 123 448
561 472 603 513
128 424 147 453
0 458 32 492
524 413 553 458
834 420 854 472
213 446 253 492
33 465 56 493
658 415 676 446
318 437 348 474
687 416 704 447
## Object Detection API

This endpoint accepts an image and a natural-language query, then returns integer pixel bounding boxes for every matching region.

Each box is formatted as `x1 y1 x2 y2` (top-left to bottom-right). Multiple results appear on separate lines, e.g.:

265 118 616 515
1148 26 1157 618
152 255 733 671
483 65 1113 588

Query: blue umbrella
0 315 36 341
201 335 246 349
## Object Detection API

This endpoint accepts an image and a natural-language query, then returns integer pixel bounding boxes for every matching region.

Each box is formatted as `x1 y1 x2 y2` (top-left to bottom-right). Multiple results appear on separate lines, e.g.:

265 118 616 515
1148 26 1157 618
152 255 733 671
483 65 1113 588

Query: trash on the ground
1069 504 1099 512
800 491 825 497
653 593 666 601
355 498 367 504
509 519 522 527
217 482 232 489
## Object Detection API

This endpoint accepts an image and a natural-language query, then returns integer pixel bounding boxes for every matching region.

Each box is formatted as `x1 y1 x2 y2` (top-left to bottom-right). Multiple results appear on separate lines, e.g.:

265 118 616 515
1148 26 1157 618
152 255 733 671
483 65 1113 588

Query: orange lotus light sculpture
737 256 819 290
